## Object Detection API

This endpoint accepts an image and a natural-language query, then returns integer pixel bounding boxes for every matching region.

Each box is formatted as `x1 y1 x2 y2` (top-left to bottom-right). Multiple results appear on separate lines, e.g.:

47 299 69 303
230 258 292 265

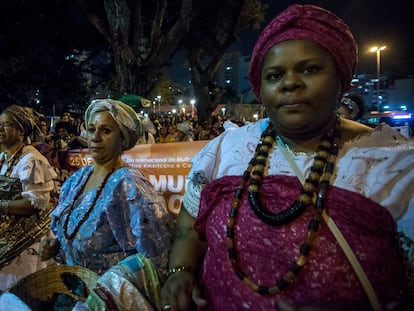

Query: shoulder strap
277 139 382 311
322 211 382 311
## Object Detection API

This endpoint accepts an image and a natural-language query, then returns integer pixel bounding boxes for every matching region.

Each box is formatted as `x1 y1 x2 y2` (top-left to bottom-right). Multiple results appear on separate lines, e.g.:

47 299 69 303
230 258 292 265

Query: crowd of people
31 110 229 148
0 4 413 311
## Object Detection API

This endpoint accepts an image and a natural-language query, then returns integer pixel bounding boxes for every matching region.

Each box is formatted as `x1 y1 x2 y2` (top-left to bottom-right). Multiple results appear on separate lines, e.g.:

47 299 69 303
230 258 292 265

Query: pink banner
67 141 208 215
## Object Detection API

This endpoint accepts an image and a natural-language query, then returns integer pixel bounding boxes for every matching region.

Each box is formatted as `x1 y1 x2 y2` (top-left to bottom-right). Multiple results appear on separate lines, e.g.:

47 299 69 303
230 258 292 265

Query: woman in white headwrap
175 121 194 142
40 99 172 285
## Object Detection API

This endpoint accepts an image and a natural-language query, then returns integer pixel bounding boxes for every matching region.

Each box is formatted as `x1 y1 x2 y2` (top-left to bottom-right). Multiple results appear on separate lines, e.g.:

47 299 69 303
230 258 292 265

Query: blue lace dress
51 165 173 278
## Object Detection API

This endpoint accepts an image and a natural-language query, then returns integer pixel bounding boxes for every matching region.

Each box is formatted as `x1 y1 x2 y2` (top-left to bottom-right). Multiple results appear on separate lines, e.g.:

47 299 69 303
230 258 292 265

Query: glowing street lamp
190 99 196 117
156 95 161 114
370 45 386 110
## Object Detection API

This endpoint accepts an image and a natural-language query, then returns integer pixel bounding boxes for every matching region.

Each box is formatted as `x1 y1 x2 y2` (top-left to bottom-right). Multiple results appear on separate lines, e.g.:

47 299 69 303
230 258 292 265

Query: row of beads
226 120 340 295
0 143 25 177
63 168 114 240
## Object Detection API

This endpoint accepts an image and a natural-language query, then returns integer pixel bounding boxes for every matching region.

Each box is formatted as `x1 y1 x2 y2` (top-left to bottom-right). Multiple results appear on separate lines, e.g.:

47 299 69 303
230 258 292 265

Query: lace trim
182 171 208 217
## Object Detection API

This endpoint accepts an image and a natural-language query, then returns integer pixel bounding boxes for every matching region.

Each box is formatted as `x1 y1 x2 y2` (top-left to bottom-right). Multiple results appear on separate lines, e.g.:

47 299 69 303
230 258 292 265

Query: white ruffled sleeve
335 124 414 240
182 137 222 217
11 146 58 210
182 120 265 218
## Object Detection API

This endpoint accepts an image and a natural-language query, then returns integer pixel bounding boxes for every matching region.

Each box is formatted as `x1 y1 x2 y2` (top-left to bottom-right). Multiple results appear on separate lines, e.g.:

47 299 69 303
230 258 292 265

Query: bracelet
166 266 193 279
0 200 9 215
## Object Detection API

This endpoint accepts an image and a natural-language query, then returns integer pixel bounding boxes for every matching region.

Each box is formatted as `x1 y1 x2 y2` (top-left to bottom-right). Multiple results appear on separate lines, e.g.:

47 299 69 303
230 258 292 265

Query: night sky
233 0 414 76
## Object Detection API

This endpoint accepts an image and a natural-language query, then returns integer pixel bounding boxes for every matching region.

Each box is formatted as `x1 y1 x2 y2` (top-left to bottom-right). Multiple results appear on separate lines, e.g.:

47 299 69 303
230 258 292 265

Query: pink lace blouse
194 175 406 310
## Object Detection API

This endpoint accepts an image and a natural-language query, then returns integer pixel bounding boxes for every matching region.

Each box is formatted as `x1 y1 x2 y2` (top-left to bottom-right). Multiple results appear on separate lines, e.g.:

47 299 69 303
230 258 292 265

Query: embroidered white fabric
182 118 414 239
0 145 57 210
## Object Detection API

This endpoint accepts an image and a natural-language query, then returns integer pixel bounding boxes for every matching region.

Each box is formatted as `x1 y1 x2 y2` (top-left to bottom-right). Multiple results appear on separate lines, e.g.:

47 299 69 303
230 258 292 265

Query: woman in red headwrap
160 4 414 311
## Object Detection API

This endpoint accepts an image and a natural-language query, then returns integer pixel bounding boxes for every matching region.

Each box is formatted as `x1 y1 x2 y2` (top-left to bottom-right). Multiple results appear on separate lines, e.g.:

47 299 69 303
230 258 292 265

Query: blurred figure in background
138 117 156 144
165 124 177 143
337 94 366 121
176 121 194 142
156 126 169 143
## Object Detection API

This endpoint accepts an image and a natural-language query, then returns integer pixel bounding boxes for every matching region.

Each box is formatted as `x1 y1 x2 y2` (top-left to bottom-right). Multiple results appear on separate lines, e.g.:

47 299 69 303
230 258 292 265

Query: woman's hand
160 207 208 310
161 270 207 311
39 238 59 261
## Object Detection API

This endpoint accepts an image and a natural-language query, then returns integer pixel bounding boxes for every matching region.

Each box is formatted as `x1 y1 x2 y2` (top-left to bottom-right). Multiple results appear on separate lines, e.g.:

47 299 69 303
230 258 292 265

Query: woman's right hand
161 270 207 311
39 238 59 261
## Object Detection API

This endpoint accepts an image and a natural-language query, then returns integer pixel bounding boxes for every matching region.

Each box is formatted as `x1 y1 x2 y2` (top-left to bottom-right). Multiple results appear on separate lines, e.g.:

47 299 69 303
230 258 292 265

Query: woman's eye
303 65 320 74
266 72 282 80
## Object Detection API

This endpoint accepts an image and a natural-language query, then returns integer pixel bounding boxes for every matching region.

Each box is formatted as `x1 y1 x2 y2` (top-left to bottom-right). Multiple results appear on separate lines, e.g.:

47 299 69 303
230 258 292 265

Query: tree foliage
184 0 267 121
148 73 187 107
0 0 108 115
78 0 267 121
0 0 267 120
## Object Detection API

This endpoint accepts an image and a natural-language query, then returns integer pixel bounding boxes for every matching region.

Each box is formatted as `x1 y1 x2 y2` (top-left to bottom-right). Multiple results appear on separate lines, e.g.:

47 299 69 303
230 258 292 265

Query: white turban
85 99 142 151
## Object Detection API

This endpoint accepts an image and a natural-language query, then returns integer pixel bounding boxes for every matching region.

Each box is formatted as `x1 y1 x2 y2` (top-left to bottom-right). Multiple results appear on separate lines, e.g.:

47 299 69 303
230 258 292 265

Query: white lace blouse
0 145 57 210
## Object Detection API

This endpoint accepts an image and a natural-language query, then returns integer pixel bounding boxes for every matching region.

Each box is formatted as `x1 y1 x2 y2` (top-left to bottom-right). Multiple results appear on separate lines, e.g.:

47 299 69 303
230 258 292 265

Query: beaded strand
247 127 320 226
63 168 115 240
226 121 339 295
0 143 25 177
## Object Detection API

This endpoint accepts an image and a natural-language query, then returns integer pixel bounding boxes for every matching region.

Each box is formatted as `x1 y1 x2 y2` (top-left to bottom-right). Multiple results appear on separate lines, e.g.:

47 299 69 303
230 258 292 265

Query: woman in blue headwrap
40 99 173 307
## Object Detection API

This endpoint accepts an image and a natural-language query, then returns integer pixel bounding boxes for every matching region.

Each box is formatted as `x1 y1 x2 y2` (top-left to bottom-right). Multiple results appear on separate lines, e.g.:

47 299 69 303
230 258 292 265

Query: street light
156 95 161 114
190 99 196 117
370 45 386 110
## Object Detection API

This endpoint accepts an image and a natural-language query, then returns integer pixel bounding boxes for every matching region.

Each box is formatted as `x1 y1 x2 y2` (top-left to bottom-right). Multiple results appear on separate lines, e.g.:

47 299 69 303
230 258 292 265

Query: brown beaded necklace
226 120 339 295
63 167 116 240
0 143 25 177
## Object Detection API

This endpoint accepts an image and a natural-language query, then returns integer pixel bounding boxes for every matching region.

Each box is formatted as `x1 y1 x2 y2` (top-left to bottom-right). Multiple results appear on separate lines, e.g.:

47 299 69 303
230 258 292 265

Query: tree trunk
79 0 192 97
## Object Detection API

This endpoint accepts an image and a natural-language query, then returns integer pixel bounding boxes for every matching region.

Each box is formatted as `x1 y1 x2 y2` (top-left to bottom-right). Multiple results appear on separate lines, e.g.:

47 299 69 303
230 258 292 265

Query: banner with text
67 141 208 215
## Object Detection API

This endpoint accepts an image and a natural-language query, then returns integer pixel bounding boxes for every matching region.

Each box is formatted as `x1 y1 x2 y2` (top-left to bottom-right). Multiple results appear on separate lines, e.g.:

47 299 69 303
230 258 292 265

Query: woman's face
175 129 186 140
86 111 124 165
159 127 167 135
57 127 69 139
337 105 354 120
168 126 176 135
40 121 48 134
260 40 341 137
0 112 23 148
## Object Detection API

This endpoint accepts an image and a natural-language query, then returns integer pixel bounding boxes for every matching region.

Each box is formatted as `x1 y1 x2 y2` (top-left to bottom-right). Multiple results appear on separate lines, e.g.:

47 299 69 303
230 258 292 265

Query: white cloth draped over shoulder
182 118 414 240
0 145 57 210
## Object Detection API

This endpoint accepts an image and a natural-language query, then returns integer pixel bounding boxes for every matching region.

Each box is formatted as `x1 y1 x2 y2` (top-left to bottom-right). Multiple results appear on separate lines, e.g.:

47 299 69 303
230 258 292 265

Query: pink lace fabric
195 175 406 311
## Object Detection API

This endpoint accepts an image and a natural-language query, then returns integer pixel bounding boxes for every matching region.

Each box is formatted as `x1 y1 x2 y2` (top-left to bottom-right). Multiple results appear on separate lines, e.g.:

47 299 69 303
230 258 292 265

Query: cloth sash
85 253 160 311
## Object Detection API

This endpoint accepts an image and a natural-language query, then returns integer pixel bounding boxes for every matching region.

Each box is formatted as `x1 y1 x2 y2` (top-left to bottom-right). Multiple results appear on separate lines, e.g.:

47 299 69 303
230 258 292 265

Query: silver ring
162 304 172 311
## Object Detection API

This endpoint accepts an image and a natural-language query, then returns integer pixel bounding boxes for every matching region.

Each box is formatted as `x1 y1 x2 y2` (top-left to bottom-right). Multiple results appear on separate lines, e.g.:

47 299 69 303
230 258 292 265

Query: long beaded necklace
0 143 25 177
226 120 339 295
63 167 116 240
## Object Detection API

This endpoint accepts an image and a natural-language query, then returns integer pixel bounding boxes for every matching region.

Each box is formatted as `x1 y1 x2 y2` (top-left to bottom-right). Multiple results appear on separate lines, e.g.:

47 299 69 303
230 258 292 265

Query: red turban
248 4 357 101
